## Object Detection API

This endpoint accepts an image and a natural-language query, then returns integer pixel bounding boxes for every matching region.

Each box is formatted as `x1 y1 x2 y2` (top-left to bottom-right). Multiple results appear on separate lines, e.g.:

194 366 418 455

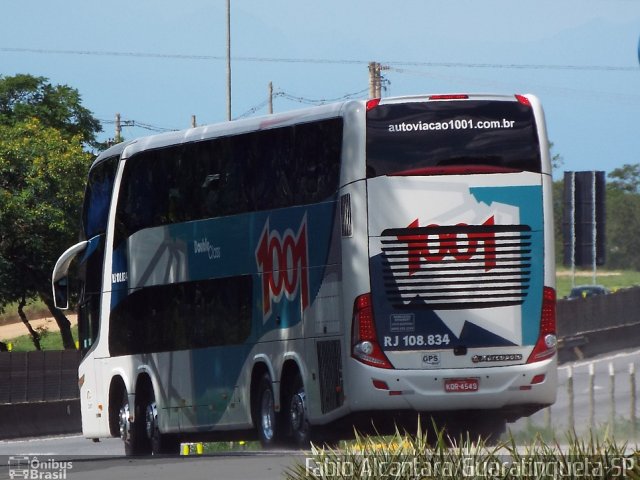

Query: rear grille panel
316 340 344 413
379 224 532 310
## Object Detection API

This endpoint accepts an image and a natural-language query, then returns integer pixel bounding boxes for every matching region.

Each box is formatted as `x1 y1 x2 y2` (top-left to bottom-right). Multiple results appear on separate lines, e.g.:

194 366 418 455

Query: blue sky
1 0 639 178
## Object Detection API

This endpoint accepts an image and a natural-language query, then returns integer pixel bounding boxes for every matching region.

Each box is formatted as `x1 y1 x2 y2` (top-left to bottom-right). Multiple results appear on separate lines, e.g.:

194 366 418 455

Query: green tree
0 119 92 349
0 74 100 349
608 163 640 194
0 74 101 147
549 141 563 171
606 164 640 270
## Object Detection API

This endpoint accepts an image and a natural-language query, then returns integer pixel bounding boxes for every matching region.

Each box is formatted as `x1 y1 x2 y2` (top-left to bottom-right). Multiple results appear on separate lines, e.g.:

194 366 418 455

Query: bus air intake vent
340 194 352 237
380 223 532 310
316 340 344 413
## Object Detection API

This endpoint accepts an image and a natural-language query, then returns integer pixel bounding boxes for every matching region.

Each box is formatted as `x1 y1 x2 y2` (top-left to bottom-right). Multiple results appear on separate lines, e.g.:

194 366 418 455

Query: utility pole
115 113 122 143
368 62 378 99
368 62 389 98
191 115 197 128
226 0 232 121
268 82 273 114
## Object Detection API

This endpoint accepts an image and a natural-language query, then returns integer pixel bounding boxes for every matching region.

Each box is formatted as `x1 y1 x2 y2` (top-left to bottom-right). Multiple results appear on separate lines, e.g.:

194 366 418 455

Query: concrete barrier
556 286 640 362
0 399 81 439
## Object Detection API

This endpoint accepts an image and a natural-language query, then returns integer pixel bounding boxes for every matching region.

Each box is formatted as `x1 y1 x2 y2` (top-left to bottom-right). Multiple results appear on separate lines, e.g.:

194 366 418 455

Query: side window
226 117 343 211
114 146 188 247
113 117 344 248
109 276 253 356
293 119 343 204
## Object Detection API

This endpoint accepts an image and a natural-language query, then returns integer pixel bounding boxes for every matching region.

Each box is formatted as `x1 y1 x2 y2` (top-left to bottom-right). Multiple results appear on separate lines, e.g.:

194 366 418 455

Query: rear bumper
345 356 557 415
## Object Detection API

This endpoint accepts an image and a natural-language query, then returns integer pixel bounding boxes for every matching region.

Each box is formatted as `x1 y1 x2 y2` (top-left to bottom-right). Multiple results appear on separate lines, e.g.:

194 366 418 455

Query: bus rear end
347 94 556 431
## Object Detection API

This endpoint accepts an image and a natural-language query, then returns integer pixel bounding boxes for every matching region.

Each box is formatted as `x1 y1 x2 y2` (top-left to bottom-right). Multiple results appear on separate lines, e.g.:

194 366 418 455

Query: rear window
366 100 541 177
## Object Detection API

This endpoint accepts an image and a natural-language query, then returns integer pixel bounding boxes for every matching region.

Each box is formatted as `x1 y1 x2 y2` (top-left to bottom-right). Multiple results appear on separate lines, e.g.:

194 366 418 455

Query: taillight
366 98 381 110
527 287 557 363
351 293 392 369
515 94 531 106
428 94 469 100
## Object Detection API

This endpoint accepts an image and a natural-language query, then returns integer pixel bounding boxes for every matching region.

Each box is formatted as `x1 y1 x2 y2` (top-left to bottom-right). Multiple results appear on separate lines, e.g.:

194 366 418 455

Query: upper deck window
366 100 541 177
113 118 342 247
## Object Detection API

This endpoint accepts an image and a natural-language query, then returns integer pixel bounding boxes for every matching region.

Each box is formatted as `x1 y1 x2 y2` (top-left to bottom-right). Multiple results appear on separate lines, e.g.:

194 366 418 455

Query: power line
235 97 273 119
235 87 370 120
99 117 178 133
1 47 636 72
278 88 370 105
100 84 369 128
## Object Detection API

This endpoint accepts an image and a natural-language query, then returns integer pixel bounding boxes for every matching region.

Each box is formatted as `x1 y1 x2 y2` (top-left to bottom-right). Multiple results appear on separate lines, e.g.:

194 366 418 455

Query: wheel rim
290 392 306 432
145 401 158 440
119 401 131 442
260 389 275 441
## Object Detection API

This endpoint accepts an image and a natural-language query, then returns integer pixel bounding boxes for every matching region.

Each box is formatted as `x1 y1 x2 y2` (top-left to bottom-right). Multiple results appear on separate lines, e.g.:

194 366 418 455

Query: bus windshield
82 156 118 239
366 99 541 177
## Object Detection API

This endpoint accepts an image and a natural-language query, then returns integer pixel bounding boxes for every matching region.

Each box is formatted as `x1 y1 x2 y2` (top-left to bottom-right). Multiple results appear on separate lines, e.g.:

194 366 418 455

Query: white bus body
53 93 556 454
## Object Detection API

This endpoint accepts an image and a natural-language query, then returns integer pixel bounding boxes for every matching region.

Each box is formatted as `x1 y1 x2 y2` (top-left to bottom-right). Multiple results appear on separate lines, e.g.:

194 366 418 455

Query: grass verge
2 325 78 351
556 269 640 298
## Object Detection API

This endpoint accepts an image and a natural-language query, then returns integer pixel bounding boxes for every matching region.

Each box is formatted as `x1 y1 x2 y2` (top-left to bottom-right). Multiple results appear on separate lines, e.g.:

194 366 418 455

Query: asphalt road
0 436 301 480
1 348 638 480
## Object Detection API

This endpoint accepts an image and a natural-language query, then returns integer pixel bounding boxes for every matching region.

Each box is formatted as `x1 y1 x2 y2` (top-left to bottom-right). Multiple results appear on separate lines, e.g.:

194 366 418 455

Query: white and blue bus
53 93 557 455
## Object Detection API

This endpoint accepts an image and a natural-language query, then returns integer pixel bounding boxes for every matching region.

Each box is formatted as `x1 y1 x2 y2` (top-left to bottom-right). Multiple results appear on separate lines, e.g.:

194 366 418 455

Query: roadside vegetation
0 74 102 351
2 324 78 352
555 269 640 299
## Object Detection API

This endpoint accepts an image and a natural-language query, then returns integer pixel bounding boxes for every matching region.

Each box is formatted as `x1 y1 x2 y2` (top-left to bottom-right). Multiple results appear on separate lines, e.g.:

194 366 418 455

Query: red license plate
444 378 479 393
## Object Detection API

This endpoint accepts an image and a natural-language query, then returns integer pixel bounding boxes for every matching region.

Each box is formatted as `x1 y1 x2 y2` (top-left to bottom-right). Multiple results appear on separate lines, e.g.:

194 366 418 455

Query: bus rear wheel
144 392 180 455
255 373 279 448
119 390 150 456
286 374 310 448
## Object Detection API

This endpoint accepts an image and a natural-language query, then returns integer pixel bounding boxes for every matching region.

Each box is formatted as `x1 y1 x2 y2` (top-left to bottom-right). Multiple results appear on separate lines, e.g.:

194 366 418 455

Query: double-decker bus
53 93 557 455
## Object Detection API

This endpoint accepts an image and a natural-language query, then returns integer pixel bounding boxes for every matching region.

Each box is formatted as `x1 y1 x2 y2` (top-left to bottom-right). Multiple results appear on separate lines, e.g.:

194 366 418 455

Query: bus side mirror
52 240 88 311
54 277 69 310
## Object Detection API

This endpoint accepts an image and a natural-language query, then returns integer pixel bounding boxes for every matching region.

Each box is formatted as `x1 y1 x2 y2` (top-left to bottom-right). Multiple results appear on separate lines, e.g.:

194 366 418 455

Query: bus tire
255 373 279 448
120 390 150 456
286 374 311 448
144 390 180 455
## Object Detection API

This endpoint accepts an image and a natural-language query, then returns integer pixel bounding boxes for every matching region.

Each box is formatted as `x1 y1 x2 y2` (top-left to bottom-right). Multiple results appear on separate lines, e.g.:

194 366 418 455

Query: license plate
444 378 479 393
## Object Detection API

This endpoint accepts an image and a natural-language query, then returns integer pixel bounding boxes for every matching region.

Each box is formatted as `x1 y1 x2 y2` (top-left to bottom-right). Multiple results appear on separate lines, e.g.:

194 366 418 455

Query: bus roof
118 100 350 161
89 139 134 171
92 93 543 165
